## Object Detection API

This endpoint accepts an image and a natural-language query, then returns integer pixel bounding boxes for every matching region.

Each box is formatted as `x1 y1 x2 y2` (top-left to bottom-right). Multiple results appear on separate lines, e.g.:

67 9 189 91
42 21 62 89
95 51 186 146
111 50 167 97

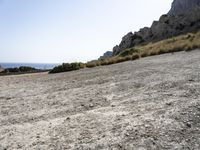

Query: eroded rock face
168 0 200 15
113 32 144 55
98 51 113 60
112 0 200 55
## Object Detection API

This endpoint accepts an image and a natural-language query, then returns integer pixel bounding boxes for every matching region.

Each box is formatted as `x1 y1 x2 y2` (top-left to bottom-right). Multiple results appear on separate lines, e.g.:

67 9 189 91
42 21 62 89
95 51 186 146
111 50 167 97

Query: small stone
188 79 195 82
89 104 94 108
102 135 106 138
186 122 192 128
166 102 172 106
111 104 115 107
118 143 123 148
66 117 70 120
125 132 129 136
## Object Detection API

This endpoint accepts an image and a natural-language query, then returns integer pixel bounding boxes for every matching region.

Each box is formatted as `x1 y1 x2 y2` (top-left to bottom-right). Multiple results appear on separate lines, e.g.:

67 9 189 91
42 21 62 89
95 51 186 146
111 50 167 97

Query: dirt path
0 50 200 150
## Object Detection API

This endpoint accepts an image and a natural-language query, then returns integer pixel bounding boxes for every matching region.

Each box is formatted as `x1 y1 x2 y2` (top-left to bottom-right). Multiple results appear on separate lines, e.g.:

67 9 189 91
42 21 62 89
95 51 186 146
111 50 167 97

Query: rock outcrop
112 0 200 55
99 51 113 60
168 0 200 15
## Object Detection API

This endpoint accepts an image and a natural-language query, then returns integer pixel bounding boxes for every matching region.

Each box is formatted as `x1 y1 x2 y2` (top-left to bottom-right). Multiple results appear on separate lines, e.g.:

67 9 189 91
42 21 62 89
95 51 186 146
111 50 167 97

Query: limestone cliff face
168 0 200 15
112 0 200 55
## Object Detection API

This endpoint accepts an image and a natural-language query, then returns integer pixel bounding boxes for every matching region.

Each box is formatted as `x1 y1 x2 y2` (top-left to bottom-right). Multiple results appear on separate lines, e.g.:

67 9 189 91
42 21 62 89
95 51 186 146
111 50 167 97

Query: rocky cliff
168 0 200 15
112 0 200 55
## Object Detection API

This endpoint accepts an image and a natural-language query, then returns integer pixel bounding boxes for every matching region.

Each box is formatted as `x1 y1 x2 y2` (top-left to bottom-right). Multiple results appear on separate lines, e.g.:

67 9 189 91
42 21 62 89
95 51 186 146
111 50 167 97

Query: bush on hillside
4 68 20 73
19 66 36 72
2 66 37 73
49 62 85 74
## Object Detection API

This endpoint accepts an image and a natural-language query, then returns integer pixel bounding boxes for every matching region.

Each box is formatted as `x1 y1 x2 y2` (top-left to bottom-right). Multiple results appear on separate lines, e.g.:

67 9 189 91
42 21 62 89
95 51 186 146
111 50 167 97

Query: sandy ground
0 50 200 150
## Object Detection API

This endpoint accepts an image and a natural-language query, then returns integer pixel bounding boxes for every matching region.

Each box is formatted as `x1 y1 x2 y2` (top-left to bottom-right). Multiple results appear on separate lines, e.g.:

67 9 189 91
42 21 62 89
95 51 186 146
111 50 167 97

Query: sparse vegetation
50 30 200 74
119 48 139 57
132 31 200 57
3 66 37 73
0 66 42 76
49 62 85 73
19 66 37 72
85 61 97 68
132 53 140 60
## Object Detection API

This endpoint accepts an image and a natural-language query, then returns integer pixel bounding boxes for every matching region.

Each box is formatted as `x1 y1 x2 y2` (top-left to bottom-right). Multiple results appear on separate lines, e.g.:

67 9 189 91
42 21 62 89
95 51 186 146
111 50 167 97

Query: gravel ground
0 50 200 150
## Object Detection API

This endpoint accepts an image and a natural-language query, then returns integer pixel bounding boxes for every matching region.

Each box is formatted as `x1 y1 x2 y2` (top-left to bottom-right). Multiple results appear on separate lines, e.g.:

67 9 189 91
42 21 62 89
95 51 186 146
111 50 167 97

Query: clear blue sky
0 0 173 63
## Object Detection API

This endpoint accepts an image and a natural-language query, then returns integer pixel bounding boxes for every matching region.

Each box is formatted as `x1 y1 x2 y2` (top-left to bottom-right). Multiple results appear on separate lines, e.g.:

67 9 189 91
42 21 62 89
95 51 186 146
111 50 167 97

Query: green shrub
49 62 84 74
2 66 37 74
19 66 36 72
4 68 20 73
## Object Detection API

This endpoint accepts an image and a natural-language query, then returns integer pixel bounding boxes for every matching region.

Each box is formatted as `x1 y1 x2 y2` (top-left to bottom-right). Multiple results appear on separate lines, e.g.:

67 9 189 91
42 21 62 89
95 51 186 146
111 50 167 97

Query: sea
0 63 59 70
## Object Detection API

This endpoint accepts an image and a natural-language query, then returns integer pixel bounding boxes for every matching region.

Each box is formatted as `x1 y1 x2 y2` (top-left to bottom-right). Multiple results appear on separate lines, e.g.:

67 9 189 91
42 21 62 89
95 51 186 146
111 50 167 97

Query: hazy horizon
0 0 173 63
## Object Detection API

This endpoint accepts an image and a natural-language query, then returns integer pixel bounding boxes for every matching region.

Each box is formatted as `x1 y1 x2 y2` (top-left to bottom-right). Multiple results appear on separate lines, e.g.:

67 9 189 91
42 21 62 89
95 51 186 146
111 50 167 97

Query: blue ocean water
0 63 59 70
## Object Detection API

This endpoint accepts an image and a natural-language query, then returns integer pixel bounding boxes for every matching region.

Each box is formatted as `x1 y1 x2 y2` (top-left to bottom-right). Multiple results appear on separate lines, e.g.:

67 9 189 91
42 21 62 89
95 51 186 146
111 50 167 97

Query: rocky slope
113 0 200 55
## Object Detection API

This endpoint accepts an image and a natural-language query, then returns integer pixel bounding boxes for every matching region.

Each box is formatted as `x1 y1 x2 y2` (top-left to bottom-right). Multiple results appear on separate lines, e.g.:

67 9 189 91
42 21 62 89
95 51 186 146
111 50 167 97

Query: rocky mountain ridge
112 0 200 55
98 51 113 60
169 0 200 15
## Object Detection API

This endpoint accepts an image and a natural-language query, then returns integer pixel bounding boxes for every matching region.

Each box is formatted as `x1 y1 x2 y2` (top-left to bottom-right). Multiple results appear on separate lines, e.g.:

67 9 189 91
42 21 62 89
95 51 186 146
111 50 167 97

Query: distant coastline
0 63 59 70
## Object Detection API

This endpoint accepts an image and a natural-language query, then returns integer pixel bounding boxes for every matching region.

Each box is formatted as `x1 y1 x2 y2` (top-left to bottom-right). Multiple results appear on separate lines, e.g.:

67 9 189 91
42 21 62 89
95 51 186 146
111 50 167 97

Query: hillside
0 50 200 149
112 0 200 55
80 30 200 70
49 0 200 74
